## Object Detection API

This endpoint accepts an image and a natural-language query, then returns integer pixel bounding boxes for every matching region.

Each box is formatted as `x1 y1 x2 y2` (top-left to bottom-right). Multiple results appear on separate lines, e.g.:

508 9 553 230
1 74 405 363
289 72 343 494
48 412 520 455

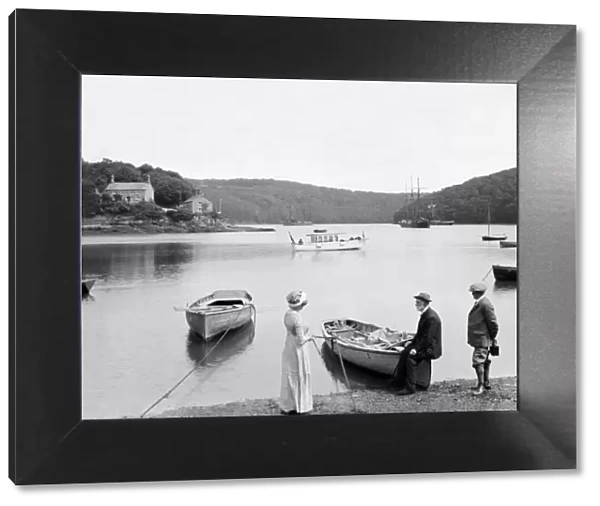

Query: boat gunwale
186 290 254 314
321 318 410 357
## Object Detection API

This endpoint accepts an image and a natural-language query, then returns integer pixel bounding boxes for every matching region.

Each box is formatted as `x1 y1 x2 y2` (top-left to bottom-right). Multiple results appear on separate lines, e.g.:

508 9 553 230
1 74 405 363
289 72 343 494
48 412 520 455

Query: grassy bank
155 376 516 418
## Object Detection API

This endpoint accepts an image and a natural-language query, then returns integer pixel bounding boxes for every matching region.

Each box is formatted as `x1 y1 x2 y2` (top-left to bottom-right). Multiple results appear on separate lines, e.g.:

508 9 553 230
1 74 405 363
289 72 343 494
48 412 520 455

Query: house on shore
104 174 155 203
181 192 214 215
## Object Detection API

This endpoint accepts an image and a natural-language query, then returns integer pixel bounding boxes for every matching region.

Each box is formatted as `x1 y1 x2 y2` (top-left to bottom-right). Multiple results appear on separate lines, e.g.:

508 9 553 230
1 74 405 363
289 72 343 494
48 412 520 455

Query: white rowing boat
183 290 255 341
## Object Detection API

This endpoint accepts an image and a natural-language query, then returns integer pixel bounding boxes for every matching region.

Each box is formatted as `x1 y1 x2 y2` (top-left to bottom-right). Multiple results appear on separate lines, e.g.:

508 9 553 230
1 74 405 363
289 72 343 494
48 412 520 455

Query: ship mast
411 175 415 220
416 177 421 219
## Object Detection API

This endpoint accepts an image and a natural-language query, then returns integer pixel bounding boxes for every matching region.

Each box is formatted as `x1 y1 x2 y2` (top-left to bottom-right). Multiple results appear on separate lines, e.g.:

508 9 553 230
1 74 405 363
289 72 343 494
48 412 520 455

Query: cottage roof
106 182 152 191
184 195 212 204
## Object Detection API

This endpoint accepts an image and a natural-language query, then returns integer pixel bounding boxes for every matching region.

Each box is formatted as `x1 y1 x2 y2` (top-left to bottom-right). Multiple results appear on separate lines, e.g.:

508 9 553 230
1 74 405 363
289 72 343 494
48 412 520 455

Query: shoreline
82 224 276 236
153 376 516 418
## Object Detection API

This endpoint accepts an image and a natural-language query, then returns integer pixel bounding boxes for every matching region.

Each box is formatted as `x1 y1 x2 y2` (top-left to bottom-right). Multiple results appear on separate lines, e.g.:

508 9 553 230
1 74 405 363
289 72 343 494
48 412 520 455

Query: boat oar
172 305 188 312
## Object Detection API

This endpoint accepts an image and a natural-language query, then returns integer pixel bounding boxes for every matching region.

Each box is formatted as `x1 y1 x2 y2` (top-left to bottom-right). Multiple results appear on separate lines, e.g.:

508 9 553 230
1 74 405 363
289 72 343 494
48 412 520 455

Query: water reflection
290 249 367 261
185 321 256 368
493 280 518 293
83 242 195 283
318 341 390 390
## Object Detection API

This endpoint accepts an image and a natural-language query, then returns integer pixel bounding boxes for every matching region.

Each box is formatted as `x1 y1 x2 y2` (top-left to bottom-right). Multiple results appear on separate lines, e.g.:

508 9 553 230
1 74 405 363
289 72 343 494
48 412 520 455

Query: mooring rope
140 304 256 418
482 266 493 282
313 336 357 413
334 341 357 413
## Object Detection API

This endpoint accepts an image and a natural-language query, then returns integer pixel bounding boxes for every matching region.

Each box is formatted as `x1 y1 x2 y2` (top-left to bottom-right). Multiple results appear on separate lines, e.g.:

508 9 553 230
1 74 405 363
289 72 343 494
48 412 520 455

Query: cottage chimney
110 174 115 184
146 174 151 184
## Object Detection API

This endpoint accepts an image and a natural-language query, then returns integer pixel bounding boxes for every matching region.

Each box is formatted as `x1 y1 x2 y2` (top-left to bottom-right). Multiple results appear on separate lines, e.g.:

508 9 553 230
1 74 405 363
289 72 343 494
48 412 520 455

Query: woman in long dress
280 290 314 414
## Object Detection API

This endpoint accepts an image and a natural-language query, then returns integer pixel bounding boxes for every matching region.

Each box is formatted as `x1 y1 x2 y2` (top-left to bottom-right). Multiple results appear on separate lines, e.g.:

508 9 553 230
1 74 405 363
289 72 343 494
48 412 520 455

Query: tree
82 179 101 217
131 201 164 223
167 209 194 223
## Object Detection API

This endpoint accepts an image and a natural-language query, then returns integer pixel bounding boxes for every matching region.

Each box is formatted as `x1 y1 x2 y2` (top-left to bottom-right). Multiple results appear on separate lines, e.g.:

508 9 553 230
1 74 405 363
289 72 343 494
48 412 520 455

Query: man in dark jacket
467 282 499 395
391 292 443 396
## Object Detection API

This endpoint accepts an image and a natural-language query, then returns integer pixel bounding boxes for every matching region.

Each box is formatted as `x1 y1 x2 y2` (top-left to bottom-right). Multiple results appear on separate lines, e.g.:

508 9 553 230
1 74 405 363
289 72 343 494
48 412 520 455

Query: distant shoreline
82 224 277 236
151 376 516 419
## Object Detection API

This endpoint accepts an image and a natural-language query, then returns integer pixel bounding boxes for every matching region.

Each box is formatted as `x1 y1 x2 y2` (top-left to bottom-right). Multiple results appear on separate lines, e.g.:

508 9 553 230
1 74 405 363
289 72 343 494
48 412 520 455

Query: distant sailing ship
428 204 455 226
399 177 430 229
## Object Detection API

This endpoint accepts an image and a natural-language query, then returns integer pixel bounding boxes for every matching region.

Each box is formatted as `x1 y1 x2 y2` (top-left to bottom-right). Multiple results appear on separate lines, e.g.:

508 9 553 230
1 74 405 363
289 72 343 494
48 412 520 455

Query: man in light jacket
467 282 499 395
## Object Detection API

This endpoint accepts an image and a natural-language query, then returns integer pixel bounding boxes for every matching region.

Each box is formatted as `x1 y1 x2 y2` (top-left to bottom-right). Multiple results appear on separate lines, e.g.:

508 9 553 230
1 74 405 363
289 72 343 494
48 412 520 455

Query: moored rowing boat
492 265 517 282
321 318 412 376
184 290 255 340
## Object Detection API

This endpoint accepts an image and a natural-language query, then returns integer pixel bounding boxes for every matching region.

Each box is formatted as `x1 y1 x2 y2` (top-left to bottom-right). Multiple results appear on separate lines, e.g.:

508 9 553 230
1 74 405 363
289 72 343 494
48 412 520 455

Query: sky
83 76 516 193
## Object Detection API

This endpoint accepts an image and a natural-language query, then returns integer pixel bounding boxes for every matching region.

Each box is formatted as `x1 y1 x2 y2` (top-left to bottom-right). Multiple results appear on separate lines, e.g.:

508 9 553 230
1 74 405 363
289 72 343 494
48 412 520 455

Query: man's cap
413 292 432 303
469 282 488 293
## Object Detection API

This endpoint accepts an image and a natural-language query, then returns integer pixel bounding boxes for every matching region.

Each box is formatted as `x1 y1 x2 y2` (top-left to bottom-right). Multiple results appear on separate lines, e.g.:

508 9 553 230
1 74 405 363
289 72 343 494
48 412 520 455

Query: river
82 223 517 418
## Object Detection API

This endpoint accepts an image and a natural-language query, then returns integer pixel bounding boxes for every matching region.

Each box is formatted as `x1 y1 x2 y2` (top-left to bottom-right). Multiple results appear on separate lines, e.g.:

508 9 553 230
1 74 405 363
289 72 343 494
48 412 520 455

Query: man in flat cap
467 282 499 395
390 292 443 396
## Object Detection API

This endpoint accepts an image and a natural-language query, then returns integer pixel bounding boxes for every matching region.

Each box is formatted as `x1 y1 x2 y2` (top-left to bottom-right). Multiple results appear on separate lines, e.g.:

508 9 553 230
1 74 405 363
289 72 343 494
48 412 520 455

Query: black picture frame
9 9 577 485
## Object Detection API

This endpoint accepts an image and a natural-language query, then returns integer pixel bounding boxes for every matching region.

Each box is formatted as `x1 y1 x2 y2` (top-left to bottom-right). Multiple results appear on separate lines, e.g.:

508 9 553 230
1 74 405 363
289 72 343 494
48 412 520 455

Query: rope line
140 304 256 418
482 266 493 282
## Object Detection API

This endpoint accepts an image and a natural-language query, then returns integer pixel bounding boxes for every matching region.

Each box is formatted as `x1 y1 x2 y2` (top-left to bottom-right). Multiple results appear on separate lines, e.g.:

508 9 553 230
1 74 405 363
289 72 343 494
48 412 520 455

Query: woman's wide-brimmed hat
286 290 308 308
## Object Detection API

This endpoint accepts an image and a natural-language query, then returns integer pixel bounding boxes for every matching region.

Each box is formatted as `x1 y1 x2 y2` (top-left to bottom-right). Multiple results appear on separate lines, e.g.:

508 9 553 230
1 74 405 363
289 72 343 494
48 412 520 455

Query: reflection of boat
82 279 96 296
492 265 517 282
482 204 507 241
499 240 517 248
185 320 256 367
493 280 518 292
288 230 367 252
321 318 413 376
184 290 255 340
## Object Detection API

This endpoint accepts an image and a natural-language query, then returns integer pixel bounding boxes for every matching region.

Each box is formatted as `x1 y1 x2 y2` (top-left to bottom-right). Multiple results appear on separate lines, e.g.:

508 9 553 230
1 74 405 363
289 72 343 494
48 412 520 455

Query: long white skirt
279 336 313 413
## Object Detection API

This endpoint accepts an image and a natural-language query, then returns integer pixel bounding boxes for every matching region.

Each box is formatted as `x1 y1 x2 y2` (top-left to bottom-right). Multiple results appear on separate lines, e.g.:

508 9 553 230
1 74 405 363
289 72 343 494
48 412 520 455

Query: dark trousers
391 347 432 391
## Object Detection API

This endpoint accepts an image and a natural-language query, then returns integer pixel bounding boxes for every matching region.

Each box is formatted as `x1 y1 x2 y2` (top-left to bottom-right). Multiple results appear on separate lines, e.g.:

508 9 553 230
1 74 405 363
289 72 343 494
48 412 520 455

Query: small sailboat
179 290 255 340
482 205 507 241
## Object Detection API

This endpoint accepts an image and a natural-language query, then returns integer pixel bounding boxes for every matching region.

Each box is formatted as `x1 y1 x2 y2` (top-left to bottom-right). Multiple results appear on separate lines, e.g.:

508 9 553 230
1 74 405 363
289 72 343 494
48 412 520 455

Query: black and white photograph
81 76 517 419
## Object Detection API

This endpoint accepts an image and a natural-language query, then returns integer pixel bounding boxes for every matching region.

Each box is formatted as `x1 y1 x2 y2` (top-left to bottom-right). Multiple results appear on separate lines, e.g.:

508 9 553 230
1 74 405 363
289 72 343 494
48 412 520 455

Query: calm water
82 224 517 419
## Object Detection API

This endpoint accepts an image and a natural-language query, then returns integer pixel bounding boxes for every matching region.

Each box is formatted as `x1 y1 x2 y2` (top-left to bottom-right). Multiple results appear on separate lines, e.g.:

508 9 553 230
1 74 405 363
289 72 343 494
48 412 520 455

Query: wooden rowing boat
184 290 255 341
492 265 517 282
499 240 517 248
321 318 413 376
